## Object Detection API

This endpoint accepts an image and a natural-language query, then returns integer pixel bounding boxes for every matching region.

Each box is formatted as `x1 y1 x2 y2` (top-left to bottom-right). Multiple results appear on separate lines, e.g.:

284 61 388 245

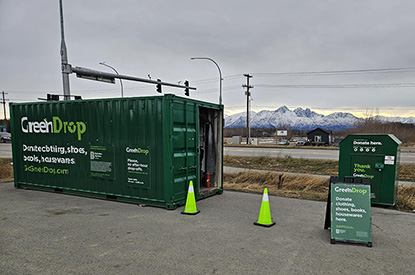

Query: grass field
0 158 13 183
224 155 415 182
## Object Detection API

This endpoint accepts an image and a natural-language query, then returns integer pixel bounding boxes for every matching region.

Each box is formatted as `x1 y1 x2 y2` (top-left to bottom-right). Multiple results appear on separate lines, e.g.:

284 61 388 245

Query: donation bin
10 94 223 209
338 134 401 206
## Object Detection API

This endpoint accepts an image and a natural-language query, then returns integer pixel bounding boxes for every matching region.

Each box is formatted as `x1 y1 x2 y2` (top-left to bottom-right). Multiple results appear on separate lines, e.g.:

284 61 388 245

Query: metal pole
59 0 71 100
99 62 124 97
72 66 196 90
243 74 253 144
190 57 223 106
249 94 251 142
247 83 249 144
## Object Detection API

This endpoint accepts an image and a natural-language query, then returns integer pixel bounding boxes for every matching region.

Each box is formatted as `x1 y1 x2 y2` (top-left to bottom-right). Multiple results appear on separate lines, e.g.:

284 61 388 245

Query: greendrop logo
21 116 87 141
126 147 150 155
334 186 367 196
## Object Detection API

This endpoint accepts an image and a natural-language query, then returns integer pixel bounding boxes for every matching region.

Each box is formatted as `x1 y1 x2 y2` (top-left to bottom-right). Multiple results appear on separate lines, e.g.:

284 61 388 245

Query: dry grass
224 155 415 182
224 171 330 201
224 171 415 211
396 187 415 211
224 155 339 176
399 164 415 182
0 158 13 183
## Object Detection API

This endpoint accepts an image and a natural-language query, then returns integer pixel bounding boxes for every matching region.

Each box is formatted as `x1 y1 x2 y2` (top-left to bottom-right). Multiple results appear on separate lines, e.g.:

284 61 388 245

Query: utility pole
242 74 253 145
1 91 8 120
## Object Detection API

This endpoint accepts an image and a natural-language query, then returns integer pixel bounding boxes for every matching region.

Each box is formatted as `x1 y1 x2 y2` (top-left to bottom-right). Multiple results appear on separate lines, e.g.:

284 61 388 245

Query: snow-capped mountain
224 106 415 130
377 116 415 124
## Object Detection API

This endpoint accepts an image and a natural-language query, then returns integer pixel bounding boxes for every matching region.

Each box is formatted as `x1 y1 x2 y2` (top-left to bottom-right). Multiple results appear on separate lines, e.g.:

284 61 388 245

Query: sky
1 0 415 118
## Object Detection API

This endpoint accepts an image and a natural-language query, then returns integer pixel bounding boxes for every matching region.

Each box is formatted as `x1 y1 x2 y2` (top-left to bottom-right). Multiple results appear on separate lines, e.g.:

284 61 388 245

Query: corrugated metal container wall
10 94 223 209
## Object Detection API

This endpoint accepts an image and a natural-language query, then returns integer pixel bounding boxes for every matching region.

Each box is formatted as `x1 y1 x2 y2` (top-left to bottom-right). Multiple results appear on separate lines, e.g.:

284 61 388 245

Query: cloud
1 0 414 117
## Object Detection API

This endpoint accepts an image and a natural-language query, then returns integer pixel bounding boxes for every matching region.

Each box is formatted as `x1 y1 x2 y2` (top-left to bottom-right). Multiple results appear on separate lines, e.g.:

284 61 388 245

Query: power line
192 74 243 84
252 66 415 77
255 83 415 89
5 75 242 95
224 105 245 109
193 85 242 94
6 66 415 100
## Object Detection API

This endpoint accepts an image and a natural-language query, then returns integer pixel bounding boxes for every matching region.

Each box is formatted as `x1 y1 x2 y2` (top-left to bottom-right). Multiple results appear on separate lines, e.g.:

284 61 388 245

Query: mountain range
224 106 415 130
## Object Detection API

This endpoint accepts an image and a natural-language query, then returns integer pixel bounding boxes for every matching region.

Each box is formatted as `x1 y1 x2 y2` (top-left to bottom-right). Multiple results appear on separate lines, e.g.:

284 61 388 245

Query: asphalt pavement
0 143 12 158
1 182 414 275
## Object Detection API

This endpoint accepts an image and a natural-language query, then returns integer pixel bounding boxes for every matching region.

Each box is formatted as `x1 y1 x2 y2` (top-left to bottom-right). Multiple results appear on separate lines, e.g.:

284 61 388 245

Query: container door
350 155 383 203
171 101 198 199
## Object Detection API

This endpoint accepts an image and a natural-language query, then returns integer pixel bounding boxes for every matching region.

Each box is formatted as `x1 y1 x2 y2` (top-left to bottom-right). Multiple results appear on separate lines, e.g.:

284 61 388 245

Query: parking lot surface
1 182 414 275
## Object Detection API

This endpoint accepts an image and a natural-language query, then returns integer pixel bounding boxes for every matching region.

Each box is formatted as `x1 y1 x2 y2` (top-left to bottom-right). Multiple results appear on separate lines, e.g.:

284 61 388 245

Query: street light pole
99 62 124 98
190 57 223 106
59 0 71 100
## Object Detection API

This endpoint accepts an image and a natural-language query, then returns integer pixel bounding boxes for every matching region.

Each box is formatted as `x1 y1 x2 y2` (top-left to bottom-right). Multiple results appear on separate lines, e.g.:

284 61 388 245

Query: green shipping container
10 94 223 209
338 134 401 206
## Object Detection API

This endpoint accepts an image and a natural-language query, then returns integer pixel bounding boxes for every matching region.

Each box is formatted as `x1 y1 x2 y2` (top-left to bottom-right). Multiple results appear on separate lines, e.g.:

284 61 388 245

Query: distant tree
344 113 415 144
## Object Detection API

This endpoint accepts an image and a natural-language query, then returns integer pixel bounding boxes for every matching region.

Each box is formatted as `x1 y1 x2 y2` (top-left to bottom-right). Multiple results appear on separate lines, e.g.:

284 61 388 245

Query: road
0 143 12 158
1 182 414 274
225 146 415 164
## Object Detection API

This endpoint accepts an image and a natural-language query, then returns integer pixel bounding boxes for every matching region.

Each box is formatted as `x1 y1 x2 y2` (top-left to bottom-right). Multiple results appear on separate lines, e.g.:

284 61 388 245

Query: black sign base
331 238 372 247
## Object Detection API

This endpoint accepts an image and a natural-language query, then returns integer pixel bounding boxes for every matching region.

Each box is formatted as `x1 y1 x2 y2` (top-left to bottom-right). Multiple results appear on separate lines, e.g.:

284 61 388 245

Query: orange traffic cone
254 188 276 227
181 181 200 215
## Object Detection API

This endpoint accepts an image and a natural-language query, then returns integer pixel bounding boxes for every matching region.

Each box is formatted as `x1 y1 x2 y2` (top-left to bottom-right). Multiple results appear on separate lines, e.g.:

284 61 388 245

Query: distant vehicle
296 139 306 146
278 139 289 145
0 132 11 143
296 139 311 146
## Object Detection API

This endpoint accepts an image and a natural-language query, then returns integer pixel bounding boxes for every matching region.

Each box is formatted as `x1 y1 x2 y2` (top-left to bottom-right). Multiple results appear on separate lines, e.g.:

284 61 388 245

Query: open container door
199 106 223 194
